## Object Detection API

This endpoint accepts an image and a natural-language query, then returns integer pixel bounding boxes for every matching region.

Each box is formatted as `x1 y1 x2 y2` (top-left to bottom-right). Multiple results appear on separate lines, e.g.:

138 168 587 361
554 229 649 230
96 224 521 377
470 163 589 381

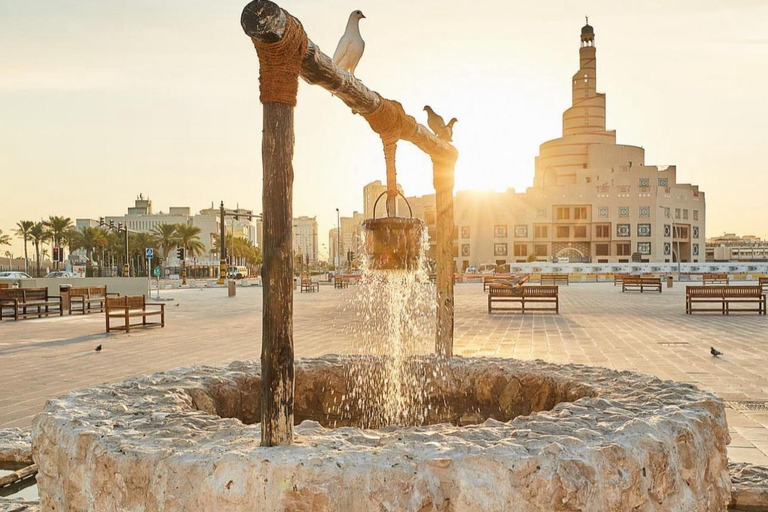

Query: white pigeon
332 10 366 75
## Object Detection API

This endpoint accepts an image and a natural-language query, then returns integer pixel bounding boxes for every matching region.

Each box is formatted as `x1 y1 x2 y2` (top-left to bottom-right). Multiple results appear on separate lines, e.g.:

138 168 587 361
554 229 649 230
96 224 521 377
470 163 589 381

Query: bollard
228 280 236 297
59 284 72 314
667 276 674 288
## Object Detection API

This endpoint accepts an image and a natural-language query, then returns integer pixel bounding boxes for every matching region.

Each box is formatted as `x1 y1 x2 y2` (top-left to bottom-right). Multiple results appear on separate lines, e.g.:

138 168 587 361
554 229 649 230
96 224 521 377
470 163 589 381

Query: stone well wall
32 356 731 511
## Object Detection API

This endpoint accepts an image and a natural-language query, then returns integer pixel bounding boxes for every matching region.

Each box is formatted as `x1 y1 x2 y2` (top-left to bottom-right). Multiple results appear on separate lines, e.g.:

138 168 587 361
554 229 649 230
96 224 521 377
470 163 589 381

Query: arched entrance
555 247 585 260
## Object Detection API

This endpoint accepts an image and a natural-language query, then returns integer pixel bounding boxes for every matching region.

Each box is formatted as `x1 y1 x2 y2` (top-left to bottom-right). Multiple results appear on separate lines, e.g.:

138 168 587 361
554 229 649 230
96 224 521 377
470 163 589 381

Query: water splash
342 225 444 428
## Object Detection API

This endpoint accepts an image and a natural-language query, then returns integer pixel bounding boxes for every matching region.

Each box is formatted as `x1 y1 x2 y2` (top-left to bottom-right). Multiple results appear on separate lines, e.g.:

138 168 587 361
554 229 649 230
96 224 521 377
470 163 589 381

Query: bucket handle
372 190 414 220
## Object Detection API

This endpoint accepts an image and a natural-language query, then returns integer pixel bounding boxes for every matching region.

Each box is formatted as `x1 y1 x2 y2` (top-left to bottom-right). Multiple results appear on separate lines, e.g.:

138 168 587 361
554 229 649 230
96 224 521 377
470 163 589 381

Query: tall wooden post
242 0 307 446
433 157 455 357
260 102 295 445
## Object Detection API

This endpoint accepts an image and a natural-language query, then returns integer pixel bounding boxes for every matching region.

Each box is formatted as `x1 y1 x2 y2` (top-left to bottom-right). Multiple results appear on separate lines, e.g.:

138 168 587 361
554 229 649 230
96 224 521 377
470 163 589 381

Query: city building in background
706 234 768 262
292 216 319 264
329 211 365 270
407 21 706 270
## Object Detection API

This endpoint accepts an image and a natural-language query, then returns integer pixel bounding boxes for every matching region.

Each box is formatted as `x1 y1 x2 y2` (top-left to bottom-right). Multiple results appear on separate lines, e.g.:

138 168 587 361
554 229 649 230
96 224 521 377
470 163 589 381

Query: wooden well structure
241 0 458 446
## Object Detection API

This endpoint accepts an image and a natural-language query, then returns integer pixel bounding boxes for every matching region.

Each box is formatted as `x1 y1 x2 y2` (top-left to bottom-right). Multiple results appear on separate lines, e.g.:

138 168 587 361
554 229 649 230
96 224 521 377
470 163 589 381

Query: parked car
44 271 80 278
0 271 32 279
227 266 249 279
465 266 477 274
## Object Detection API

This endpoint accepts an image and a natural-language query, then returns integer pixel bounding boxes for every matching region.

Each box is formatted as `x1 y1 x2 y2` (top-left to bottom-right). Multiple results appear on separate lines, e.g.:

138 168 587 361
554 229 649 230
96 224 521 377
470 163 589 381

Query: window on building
535 244 548 257
534 225 548 238
556 207 570 220
693 210 699 221
595 243 610 256
616 243 631 256
557 226 569 238
574 207 588 220
683 209 689 220
574 226 587 238
595 224 610 238
675 208 681 220
514 244 528 257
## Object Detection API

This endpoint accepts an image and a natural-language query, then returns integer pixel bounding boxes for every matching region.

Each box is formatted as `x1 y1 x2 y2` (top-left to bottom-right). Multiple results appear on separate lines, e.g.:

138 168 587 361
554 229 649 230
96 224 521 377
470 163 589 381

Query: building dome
581 23 594 36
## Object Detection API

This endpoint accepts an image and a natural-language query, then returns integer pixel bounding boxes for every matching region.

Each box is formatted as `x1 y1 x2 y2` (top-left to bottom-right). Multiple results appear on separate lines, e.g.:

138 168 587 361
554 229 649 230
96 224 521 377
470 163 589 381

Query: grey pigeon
424 106 457 142
710 347 722 357
95 344 102 352
333 10 366 75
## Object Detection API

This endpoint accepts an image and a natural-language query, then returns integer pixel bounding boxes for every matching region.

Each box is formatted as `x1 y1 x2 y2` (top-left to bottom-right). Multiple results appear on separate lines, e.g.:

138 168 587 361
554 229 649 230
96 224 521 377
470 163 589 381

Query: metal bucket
362 217 424 271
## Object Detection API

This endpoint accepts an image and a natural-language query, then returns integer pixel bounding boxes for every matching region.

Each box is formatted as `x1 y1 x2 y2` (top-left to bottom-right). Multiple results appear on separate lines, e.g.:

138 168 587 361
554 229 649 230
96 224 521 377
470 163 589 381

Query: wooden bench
0 283 9 289
106 295 165 332
69 285 119 315
703 273 729 286
686 285 765 315
488 285 559 314
0 287 62 321
613 273 632 286
540 274 569 286
334 276 348 289
622 276 662 293
301 278 319 293
760 277 768 295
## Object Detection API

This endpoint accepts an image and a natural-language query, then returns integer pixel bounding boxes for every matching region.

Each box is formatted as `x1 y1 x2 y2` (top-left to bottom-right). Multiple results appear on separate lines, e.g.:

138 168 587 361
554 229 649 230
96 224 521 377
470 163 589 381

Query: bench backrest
703 273 728 279
0 288 25 301
724 286 762 298
301 278 312 285
0 283 9 289
523 285 558 297
687 285 762 297
68 286 91 297
88 285 108 298
22 288 49 301
759 277 767 288
106 295 146 310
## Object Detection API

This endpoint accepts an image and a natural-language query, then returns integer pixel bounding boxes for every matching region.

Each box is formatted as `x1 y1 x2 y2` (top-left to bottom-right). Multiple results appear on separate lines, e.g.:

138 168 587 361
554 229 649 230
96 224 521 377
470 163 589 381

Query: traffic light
99 217 105 227
177 247 185 260
53 247 60 262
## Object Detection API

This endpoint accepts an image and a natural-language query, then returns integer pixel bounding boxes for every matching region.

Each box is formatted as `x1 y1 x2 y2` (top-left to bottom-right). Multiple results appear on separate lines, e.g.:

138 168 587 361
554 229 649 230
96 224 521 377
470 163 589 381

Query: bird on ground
95 344 102 352
423 106 458 142
332 10 366 75
175 303 180 307
711 347 723 357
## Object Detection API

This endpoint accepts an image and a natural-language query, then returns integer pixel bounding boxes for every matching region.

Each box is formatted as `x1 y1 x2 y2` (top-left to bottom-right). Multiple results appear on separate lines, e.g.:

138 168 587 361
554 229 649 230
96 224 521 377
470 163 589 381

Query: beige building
706 234 768 262
406 21 705 270
292 216 319 264
363 180 407 220
329 211 365 269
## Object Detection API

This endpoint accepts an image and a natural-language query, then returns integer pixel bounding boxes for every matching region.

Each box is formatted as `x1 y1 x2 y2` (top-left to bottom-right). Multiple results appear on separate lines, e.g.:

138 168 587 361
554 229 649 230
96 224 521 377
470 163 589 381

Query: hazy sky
2 0 767 256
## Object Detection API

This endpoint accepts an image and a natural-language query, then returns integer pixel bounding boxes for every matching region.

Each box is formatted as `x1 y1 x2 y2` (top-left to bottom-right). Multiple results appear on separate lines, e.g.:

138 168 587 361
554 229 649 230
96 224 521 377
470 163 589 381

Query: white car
44 271 80 278
0 271 32 279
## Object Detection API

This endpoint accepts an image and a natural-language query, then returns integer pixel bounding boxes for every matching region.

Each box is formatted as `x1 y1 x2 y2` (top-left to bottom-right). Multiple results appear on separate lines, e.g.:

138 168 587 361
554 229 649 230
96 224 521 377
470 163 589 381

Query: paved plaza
1 281 767 465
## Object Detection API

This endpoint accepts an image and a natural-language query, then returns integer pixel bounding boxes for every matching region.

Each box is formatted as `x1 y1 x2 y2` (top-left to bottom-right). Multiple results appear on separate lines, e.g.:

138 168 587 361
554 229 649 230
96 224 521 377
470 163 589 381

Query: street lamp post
336 208 341 272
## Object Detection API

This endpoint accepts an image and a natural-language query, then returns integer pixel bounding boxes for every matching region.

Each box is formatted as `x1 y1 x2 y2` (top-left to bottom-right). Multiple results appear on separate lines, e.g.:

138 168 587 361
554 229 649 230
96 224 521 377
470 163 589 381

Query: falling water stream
343 225 444 428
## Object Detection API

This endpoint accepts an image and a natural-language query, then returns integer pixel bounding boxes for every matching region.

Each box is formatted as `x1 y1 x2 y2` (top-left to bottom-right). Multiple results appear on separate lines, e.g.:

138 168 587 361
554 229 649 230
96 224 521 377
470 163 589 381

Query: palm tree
72 227 106 277
44 216 73 269
29 222 49 277
131 232 156 276
0 229 10 247
14 221 34 274
152 224 178 275
174 224 204 283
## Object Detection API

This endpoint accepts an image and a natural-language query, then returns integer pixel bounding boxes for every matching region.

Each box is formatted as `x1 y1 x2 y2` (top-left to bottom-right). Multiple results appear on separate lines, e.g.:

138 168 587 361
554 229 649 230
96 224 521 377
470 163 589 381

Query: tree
0 229 10 247
71 227 106 277
44 216 73 269
29 222 49 277
131 232 156 276
152 224 178 274
14 221 34 274
175 224 205 258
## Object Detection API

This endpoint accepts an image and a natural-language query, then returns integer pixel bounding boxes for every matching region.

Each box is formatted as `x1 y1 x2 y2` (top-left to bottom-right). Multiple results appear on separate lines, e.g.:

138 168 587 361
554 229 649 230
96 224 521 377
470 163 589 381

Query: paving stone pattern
0 282 766 464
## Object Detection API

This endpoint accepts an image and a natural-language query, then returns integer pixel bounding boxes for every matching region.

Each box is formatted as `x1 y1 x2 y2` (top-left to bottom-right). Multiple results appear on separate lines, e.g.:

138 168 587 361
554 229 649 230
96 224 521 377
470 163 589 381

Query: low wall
469 261 768 276
7 278 148 298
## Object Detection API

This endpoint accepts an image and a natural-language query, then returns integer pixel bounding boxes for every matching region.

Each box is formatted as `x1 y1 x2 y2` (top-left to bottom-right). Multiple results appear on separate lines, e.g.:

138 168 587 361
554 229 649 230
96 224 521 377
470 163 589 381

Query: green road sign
153 266 161 277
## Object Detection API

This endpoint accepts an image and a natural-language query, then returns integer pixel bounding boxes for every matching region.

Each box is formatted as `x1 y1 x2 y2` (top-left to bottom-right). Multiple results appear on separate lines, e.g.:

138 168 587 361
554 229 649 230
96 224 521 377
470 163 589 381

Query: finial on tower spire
585 15 588 24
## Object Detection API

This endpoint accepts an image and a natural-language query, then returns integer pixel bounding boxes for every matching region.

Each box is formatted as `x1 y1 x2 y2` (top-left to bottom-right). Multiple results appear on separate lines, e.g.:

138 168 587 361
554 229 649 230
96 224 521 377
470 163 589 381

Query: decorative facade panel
639 206 650 218
617 224 631 237
637 224 651 237
514 225 528 238
461 244 470 257
493 225 508 238
619 206 629 218
461 226 470 239
598 206 609 218
637 242 651 255
658 178 668 187
664 224 671 237
693 226 699 239
494 243 508 256
664 242 671 256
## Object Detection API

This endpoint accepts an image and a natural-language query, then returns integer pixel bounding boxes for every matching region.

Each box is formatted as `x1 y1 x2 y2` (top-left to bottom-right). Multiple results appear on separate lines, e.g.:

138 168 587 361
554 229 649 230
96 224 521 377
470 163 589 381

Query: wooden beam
241 1 458 165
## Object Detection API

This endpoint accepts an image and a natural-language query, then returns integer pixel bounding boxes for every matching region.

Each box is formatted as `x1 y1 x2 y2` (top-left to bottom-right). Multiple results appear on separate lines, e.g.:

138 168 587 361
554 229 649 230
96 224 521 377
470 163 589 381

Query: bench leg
125 310 130 333
161 308 165 327
106 311 110 332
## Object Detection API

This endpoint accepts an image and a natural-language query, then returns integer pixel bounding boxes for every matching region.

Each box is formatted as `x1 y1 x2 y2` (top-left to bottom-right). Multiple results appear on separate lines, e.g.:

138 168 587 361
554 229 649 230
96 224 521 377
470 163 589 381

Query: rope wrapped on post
363 98 417 215
252 13 308 106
